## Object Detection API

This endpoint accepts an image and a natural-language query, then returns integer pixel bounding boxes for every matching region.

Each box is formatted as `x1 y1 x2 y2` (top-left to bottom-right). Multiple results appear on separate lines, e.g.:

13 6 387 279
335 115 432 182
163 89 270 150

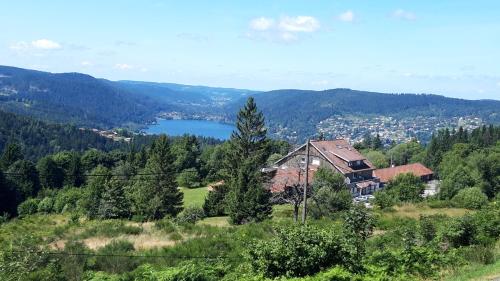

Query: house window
356 160 361 166
312 158 320 166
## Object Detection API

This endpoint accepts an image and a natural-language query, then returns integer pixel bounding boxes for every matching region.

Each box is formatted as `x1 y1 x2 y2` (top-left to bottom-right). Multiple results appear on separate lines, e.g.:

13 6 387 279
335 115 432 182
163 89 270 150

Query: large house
267 139 381 196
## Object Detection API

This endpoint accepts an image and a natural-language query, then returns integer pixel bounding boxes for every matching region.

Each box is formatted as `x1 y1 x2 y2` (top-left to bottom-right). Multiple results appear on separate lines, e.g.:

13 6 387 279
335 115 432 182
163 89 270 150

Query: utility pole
302 139 310 224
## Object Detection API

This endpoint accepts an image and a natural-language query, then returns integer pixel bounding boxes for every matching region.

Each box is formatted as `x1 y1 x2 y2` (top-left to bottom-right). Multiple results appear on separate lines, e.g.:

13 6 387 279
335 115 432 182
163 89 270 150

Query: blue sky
1 0 499 100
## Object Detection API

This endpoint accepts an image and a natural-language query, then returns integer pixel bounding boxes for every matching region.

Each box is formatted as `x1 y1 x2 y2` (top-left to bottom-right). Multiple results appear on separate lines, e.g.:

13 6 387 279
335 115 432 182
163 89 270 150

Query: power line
1 249 243 260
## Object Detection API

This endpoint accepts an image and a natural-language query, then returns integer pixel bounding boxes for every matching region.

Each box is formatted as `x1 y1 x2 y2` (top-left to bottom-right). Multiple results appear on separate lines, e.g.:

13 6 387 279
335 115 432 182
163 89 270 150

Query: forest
0 98 499 280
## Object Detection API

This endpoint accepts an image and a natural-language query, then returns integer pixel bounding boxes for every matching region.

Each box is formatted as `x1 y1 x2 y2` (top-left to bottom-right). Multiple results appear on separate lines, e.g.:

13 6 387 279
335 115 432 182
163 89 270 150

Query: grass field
379 203 471 219
443 241 500 281
180 186 208 208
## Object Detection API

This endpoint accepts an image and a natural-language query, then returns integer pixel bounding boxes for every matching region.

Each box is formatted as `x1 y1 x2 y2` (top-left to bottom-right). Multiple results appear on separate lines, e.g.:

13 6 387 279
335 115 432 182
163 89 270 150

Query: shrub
458 245 495 265
309 188 352 219
37 197 54 213
373 190 397 210
53 187 83 213
177 168 201 188
443 215 478 247
131 263 222 281
385 173 425 202
452 187 488 210
155 218 177 234
248 225 346 278
77 220 142 239
174 207 206 224
17 198 41 217
93 240 137 274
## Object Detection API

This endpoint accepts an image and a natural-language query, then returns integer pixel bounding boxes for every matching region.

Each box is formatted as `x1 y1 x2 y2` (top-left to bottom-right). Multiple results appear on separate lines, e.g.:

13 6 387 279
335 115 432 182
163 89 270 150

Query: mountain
0 65 170 128
226 89 500 142
112 80 257 114
1 65 499 143
0 65 254 128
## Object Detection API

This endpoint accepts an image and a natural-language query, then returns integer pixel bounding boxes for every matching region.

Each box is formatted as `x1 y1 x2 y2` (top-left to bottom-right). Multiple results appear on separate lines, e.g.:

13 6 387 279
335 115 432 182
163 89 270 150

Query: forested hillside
227 89 500 141
0 110 125 160
0 66 165 128
2 65 500 143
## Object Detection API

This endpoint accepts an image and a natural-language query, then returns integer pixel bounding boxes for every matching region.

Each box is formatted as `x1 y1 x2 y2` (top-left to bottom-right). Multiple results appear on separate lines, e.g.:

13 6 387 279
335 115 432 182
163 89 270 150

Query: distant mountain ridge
0 65 499 142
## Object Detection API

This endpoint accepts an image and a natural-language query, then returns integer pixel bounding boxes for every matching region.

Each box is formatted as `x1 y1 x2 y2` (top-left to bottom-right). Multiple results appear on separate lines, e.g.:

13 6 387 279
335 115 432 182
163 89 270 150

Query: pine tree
0 170 19 216
0 143 23 170
98 178 130 219
83 165 111 219
37 156 64 189
131 135 183 220
372 133 383 150
226 97 272 224
6 160 40 200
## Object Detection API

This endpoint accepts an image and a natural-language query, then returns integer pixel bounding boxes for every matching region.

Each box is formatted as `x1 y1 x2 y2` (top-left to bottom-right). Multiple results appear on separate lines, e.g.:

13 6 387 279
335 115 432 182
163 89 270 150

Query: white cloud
31 39 61 49
338 10 355 22
81 61 93 67
279 16 320 32
391 9 416 21
9 39 62 51
249 17 274 31
115 63 134 70
9 41 30 51
247 15 320 43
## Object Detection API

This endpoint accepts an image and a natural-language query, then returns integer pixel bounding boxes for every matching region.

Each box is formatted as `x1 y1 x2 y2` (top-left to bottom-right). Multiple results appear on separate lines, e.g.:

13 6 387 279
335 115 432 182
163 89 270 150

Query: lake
145 119 235 140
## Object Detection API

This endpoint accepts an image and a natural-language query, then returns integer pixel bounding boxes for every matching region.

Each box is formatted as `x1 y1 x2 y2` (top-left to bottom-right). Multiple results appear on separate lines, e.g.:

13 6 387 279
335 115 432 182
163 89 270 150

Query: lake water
145 119 235 140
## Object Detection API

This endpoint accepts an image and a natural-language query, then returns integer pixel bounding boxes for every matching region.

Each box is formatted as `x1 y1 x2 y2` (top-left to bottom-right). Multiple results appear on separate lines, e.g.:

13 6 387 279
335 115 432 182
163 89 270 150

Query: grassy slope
1 197 497 280
180 186 209 208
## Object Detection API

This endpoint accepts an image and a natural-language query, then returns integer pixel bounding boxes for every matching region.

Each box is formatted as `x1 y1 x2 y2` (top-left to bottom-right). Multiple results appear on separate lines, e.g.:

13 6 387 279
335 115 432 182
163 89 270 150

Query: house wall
277 145 338 172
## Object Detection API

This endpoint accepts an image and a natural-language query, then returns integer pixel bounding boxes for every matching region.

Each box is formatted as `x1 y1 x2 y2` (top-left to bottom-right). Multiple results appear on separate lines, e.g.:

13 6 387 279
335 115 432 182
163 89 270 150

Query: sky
1 0 500 100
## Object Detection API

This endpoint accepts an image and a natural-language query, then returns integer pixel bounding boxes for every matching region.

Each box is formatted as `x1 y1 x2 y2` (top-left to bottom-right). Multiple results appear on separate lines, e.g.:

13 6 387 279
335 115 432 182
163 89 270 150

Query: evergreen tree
65 152 84 187
6 160 40 200
0 143 23 170
37 156 64 189
372 133 383 150
98 178 130 219
226 97 272 224
0 170 19 216
130 135 183 220
82 166 111 219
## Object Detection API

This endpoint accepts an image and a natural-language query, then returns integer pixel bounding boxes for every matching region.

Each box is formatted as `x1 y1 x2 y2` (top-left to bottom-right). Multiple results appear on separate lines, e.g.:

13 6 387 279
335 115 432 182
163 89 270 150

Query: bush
248 225 346 278
308 188 352 219
174 207 206 224
17 198 41 217
130 263 222 281
177 168 201 188
155 218 177 234
53 187 83 213
37 197 54 213
385 173 425 202
77 220 142 239
452 187 488 210
93 240 137 274
458 245 495 265
373 190 397 210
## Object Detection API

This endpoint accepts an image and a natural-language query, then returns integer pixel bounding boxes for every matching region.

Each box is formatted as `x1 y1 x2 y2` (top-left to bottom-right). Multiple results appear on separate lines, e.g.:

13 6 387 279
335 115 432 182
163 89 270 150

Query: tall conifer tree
131 135 183 219
226 97 272 224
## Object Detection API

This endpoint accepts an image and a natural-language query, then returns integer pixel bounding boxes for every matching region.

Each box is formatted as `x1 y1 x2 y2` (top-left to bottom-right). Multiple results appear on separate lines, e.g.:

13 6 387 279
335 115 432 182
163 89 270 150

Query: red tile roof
373 163 433 183
310 140 376 174
311 139 366 162
269 167 317 193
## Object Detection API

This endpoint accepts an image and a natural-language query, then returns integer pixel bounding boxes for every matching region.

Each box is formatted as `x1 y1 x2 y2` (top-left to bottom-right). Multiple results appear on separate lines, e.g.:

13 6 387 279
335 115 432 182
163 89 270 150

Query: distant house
267 139 381 196
373 163 433 185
